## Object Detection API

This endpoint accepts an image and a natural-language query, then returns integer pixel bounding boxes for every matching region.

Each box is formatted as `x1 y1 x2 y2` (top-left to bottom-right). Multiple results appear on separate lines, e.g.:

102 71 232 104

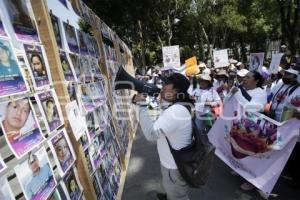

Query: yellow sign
185 56 199 76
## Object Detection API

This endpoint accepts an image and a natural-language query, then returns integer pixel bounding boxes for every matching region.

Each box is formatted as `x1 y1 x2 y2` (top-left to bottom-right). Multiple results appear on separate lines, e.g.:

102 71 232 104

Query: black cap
163 73 190 93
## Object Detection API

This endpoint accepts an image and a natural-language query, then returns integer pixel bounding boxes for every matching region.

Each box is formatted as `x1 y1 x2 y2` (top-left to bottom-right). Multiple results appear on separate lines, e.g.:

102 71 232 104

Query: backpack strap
288 84 299 96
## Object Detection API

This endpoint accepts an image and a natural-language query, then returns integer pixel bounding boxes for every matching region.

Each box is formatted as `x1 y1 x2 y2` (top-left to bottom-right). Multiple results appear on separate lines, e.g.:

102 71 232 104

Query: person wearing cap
133 73 194 200
25 153 53 199
194 74 221 130
213 69 229 100
236 69 249 85
0 41 20 78
268 67 299 121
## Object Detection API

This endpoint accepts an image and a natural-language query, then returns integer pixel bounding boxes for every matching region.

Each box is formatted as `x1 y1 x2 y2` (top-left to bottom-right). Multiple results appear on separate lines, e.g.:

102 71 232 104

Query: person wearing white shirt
133 73 193 200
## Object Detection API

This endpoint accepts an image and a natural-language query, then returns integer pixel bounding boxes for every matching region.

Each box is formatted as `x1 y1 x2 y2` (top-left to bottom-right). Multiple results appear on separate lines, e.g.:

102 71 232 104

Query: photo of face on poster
59 51 75 81
68 53 81 81
86 112 96 140
50 14 62 49
79 130 90 151
84 149 94 175
67 82 78 103
63 168 83 200
65 101 88 141
87 83 104 107
48 129 76 176
94 107 107 131
0 39 28 97
89 57 101 76
36 90 63 133
23 44 51 88
0 98 44 158
63 22 79 53
3 0 39 42
14 147 56 200
0 177 15 200
79 55 91 82
76 30 89 55
89 137 102 170
0 11 8 37
78 84 94 112
250 53 264 71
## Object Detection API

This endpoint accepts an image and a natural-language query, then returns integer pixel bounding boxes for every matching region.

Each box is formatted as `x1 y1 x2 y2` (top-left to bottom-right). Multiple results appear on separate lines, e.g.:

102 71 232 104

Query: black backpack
165 108 215 188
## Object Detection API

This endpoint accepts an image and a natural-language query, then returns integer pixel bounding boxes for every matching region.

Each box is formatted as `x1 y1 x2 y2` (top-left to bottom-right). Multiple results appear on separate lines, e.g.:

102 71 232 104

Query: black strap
288 84 300 96
238 85 252 101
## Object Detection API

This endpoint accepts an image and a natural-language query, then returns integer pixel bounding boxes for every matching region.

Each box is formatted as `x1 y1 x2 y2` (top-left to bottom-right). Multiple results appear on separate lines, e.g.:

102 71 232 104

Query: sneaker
240 182 255 191
156 193 168 200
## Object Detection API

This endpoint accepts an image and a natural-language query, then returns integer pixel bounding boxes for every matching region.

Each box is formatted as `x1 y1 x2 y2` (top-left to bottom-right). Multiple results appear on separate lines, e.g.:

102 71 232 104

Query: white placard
269 53 284 74
162 45 180 69
213 49 229 68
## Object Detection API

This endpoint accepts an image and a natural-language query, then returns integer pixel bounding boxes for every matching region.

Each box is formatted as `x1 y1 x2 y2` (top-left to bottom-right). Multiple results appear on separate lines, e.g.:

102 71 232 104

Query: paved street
122 119 300 200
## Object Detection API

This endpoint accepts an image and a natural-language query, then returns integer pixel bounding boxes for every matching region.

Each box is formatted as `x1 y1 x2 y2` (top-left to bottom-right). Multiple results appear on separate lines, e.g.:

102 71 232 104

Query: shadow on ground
122 125 300 200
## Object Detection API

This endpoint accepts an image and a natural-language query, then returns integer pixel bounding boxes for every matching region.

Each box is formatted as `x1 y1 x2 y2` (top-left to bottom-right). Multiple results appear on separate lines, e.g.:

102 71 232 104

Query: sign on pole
185 56 199 76
213 49 229 68
162 45 180 69
269 53 284 74
249 53 264 71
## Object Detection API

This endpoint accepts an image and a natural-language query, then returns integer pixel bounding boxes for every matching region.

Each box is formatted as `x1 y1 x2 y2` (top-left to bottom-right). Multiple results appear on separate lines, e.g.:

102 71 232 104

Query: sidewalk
122 124 299 200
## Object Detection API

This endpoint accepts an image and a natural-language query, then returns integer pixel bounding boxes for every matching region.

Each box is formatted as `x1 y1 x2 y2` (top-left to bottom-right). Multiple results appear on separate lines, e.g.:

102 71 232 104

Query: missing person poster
3 0 40 42
249 53 264 71
59 51 75 81
76 30 89 56
48 129 76 176
14 147 57 200
23 44 51 88
213 49 229 68
62 168 83 200
65 101 88 141
50 14 62 49
35 89 63 133
162 45 180 69
0 154 7 173
0 97 44 158
63 22 79 53
0 38 28 98
269 53 284 74
78 84 95 113
68 53 81 82
0 177 15 200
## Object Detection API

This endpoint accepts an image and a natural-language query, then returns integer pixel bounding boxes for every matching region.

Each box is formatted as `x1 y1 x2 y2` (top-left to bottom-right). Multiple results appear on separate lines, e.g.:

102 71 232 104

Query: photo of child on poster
50 14 62 49
59 51 75 81
24 44 50 88
63 22 79 53
36 90 63 133
0 39 28 97
14 147 56 200
0 98 44 158
49 130 75 176
63 168 82 200
3 0 39 42
0 177 15 200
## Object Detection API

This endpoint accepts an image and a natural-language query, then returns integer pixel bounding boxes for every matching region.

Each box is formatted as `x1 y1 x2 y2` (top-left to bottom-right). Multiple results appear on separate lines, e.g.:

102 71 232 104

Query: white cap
236 62 242 66
202 68 211 75
237 69 249 77
198 63 206 68
285 68 299 75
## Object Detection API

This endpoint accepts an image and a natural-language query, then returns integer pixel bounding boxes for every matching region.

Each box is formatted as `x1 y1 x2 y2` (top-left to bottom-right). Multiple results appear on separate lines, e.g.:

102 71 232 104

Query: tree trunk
138 20 146 67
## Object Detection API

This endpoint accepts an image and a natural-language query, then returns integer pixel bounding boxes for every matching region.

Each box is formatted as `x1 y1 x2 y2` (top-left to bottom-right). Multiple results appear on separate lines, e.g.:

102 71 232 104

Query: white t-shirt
234 87 267 112
154 104 192 169
194 88 221 115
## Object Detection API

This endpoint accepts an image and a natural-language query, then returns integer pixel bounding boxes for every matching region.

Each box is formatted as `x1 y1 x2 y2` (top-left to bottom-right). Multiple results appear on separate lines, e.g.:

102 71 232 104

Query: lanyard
270 84 295 111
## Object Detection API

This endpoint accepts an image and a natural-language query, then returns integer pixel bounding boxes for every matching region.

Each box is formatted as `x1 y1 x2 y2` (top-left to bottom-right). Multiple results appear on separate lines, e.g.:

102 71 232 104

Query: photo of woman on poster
64 169 82 200
3 0 39 42
79 84 94 112
68 53 81 81
0 98 44 158
49 130 75 175
36 90 63 133
0 39 27 97
24 44 50 88
60 51 75 81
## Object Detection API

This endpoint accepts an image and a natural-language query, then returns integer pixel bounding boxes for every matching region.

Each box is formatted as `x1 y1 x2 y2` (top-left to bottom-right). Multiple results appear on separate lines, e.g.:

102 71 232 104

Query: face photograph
37 90 62 133
60 51 75 81
0 98 44 158
64 169 82 200
3 0 39 42
69 53 81 81
63 22 79 53
24 44 50 88
49 130 75 175
79 85 94 112
14 147 56 200
0 39 27 97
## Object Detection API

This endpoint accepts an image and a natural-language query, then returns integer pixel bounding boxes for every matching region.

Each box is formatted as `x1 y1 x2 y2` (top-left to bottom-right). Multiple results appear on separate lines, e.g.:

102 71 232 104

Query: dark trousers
285 142 300 184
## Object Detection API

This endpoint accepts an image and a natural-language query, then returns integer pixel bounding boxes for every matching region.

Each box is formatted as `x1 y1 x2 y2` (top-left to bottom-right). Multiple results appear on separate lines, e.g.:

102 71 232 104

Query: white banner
213 49 229 68
269 53 284 74
162 45 180 69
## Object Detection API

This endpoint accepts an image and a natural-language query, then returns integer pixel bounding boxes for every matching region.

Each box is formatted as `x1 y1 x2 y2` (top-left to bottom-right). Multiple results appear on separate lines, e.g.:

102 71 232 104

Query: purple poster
63 22 79 53
0 98 44 158
60 51 75 81
0 39 27 98
77 30 89 55
50 14 62 49
3 0 39 42
24 44 50 88
14 147 56 200
36 90 63 133
78 84 95 112
69 53 81 82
